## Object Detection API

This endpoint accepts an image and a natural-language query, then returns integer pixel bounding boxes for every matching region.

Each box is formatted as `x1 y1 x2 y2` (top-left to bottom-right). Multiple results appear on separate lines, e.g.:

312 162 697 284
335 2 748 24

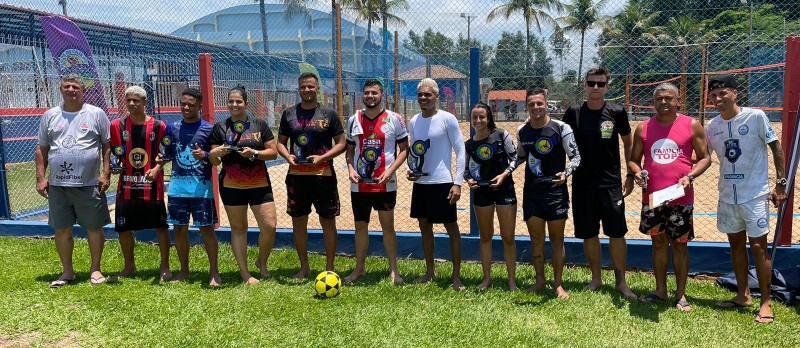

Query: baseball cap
708 74 739 90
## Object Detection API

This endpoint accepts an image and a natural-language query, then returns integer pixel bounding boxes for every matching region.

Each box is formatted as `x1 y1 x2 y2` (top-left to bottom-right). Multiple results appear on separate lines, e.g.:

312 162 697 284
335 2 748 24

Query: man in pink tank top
628 83 711 312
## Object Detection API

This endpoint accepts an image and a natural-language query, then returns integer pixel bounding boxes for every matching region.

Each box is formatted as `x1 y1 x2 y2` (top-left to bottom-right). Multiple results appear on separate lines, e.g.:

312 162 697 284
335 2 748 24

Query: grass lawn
0 236 798 347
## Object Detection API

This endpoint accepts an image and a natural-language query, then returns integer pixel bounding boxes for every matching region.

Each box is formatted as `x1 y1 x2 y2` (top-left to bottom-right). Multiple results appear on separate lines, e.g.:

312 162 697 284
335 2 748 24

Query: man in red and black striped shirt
110 86 171 281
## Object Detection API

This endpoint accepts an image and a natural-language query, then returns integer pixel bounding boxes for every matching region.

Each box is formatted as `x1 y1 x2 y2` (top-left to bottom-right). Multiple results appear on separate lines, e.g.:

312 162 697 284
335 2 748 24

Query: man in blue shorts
36 73 112 287
161 88 221 286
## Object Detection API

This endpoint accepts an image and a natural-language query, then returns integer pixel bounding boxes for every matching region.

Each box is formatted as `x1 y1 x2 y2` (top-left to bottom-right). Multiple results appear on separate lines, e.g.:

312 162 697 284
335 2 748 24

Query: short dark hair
228 84 247 102
471 102 496 131
298 72 319 84
526 88 547 99
585 67 611 82
181 88 203 103
363 79 383 93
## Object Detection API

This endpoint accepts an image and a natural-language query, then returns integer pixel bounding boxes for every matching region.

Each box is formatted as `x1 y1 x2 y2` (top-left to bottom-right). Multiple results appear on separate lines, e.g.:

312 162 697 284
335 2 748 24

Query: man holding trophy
277 73 346 279
343 79 409 284
109 86 172 282
406 78 467 290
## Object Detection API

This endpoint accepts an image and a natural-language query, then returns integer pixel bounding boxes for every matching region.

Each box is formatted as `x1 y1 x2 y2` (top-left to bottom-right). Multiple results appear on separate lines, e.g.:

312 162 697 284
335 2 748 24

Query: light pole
58 0 67 16
741 0 754 65
461 13 473 115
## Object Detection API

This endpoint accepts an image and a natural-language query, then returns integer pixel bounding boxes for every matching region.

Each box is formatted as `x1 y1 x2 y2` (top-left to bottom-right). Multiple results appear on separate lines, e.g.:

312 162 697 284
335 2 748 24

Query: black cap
708 74 739 90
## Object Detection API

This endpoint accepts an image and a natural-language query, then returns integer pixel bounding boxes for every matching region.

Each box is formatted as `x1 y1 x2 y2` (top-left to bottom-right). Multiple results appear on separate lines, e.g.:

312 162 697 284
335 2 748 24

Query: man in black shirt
277 73 346 279
562 67 637 299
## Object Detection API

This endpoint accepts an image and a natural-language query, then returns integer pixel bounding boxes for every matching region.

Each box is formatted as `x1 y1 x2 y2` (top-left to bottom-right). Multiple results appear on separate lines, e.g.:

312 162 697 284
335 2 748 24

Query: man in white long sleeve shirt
406 78 467 291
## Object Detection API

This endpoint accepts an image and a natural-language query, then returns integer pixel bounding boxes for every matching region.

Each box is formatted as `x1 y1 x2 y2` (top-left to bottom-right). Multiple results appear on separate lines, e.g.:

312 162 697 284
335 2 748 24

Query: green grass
0 236 798 347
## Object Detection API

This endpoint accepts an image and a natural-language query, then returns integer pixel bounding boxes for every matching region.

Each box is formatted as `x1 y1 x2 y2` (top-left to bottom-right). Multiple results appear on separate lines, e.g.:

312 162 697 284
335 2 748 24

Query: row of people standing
37 70 787 324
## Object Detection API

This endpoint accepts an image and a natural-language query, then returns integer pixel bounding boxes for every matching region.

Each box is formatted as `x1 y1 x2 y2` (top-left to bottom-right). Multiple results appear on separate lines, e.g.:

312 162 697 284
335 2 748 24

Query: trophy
357 147 382 183
293 133 312 164
111 145 126 171
226 120 249 151
159 134 174 162
406 139 430 177
527 153 557 183
468 142 498 187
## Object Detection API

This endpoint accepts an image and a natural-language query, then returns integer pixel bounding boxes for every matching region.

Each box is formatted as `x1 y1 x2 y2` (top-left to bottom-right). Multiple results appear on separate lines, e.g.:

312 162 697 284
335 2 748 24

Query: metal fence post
468 47 480 236
0 119 11 219
778 36 800 246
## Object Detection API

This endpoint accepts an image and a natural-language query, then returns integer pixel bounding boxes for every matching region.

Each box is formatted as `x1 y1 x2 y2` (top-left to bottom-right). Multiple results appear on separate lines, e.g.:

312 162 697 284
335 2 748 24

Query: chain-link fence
2 0 800 244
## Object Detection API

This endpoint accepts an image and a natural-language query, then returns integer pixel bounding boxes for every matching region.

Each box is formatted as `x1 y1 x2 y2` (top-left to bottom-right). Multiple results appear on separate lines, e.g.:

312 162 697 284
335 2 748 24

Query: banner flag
40 15 108 112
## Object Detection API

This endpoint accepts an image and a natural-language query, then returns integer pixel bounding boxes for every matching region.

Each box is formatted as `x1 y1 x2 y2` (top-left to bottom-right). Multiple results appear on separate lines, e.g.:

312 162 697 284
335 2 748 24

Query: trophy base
295 158 313 164
530 176 558 183
227 146 243 152
476 181 492 187
110 165 125 172
160 156 174 162
409 172 429 177
359 178 379 184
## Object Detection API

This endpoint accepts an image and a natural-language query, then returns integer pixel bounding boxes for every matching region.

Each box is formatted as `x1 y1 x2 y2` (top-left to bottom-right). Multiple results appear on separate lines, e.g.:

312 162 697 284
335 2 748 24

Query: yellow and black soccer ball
314 271 341 298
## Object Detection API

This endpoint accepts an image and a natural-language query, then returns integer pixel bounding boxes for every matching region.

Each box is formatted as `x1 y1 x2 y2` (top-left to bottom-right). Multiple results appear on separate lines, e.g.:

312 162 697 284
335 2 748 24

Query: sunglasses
586 81 608 88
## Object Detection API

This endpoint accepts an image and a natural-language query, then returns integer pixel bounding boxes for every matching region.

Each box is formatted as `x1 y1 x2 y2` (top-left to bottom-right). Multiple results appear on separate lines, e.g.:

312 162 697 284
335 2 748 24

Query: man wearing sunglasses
563 67 637 299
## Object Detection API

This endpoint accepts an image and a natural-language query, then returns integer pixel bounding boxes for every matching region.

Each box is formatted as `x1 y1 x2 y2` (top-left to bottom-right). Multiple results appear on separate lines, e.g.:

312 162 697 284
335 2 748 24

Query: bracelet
204 151 209 160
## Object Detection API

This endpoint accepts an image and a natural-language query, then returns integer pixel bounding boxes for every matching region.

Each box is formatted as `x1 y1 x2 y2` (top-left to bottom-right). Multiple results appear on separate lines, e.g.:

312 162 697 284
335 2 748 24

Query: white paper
649 183 686 208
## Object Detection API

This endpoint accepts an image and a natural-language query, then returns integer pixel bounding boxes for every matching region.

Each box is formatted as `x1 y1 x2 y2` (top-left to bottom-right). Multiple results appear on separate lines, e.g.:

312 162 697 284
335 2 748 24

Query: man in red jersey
110 86 172 282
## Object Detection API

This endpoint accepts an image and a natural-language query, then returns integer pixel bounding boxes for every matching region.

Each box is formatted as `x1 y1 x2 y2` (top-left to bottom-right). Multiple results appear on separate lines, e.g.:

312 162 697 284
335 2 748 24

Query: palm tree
558 0 608 83
655 15 716 113
598 2 659 48
487 0 563 76
254 0 317 54
549 29 571 79
342 0 409 45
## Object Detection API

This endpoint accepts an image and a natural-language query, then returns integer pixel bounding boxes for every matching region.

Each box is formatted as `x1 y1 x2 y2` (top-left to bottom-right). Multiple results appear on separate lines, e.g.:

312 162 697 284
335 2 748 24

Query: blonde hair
124 86 147 100
417 78 439 95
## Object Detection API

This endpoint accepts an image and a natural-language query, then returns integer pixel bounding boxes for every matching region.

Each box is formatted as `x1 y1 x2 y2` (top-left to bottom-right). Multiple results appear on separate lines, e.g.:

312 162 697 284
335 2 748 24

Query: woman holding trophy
208 85 278 284
464 102 520 291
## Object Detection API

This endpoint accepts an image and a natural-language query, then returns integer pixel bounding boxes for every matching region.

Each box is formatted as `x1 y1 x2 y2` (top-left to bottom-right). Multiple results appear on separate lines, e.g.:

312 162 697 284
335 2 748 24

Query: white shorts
716 195 770 238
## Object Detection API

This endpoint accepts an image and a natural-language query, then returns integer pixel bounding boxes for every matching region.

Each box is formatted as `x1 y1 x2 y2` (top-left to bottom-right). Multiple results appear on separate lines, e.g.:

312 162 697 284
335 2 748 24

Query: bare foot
255 260 269 278
716 295 752 308
414 271 435 284
344 269 364 284
292 268 310 280
526 280 546 293
616 283 638 299
112 267 136 281
159 268 173 282
508 281 519 292
208 274 222 287
584 280 602 291
170 270 190 283
476 279 491 292
555 285 570 300
244 276 260 285
675 296 692 312
452 277 466 291
390 272 404 286
754 302 774 324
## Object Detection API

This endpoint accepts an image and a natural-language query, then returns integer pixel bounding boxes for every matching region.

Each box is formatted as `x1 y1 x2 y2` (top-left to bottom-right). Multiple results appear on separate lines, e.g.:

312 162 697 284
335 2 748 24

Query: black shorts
639 204 694 243
219 185 274 206
571 185 628 239
523 186 569 222
115 198 168 232
473 187 517 207
286 175 340 219
351 191 397 223
410 183 457 224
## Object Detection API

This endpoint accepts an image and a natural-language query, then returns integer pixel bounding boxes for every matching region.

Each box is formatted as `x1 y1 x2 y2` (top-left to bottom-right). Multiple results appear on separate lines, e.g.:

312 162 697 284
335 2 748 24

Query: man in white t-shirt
705 74 786 324
344 79 409 284
35 73 112 287
406 78 467 291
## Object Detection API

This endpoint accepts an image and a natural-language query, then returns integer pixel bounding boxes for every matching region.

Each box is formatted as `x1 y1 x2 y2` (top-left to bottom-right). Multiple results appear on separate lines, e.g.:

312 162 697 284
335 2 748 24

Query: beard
364 98 382 109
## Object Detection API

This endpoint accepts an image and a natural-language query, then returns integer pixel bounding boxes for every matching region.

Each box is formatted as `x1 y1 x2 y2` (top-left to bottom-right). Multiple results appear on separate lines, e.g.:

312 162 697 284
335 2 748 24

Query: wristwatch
250 150 259 161
686 174 695 183
776 178 787 186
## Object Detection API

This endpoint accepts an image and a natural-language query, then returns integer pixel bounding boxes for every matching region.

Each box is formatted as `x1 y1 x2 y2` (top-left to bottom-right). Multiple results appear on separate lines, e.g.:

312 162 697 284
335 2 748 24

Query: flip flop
49 279 74 288
754 314 775 324
674 299 692 312
716 300 750 308
638 293 666 302
89 275 107 285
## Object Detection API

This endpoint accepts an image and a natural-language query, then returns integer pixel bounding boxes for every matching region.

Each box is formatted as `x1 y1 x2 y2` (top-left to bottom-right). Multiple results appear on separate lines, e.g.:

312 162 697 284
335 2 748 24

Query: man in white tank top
705 74 786 324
